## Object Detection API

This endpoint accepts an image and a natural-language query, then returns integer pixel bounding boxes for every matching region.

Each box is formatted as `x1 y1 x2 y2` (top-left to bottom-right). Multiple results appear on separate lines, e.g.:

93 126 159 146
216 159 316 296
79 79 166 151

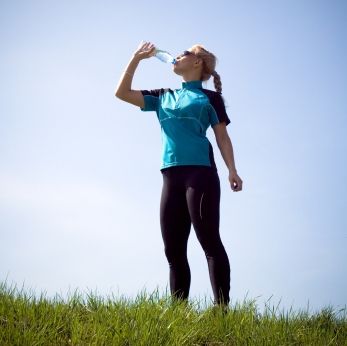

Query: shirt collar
181 80 203 90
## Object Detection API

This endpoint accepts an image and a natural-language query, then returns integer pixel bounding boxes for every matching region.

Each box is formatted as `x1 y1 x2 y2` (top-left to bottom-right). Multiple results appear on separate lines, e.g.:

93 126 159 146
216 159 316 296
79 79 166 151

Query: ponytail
212 70 222 93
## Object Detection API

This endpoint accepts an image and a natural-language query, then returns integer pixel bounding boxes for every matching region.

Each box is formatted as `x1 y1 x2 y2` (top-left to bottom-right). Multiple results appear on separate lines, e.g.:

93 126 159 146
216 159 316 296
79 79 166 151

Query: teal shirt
141 80 230 170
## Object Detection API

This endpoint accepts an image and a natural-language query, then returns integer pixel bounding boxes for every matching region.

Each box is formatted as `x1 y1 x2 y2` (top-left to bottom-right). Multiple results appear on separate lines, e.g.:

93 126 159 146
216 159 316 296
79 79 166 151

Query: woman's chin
172 66 182 76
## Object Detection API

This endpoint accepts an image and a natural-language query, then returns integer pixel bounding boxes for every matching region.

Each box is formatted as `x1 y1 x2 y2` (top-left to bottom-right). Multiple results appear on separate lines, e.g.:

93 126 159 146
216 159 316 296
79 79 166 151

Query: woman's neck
181 71 201 82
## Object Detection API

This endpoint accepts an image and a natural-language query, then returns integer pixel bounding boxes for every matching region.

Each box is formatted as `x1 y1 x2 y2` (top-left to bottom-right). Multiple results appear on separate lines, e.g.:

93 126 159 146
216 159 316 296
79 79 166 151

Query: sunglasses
177 50 195 59
183 50 193 56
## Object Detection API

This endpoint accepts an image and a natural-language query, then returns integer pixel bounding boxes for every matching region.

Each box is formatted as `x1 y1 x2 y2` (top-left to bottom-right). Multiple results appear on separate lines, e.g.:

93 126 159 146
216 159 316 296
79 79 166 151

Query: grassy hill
0 282 346 345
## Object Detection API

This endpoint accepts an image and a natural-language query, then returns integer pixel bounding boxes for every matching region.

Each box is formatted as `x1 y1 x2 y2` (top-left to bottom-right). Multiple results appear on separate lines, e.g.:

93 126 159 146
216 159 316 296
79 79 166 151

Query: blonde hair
189 44 222 93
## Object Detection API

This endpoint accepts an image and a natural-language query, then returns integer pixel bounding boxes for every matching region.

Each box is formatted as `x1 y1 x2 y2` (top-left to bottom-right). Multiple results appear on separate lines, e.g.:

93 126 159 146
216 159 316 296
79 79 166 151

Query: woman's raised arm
115 41 155 108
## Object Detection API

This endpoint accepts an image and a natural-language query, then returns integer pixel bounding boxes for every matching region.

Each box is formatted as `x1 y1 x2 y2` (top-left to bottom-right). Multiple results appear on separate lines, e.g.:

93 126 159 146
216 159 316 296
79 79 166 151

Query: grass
0 282 346 345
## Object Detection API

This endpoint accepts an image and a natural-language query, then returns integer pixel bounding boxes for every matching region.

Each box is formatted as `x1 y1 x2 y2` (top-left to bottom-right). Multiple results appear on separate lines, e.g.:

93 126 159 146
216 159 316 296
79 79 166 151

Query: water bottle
154 49 176 64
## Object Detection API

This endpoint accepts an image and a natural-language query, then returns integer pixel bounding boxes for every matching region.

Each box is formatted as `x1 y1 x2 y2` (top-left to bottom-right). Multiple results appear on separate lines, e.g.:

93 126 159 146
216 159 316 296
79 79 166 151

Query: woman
115 41 243 307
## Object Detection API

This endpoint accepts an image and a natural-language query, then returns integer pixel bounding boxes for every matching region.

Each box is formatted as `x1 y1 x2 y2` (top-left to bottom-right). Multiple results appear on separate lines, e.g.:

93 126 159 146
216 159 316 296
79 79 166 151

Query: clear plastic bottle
154 49 176 64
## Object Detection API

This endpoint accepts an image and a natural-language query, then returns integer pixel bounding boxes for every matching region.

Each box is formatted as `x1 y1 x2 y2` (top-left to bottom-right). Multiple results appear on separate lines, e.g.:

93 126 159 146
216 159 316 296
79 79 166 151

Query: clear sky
1 0 346 312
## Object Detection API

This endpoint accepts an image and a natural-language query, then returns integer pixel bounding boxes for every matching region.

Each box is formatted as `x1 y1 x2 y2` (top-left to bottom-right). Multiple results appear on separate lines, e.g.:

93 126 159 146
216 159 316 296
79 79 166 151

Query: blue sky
1 0 346 311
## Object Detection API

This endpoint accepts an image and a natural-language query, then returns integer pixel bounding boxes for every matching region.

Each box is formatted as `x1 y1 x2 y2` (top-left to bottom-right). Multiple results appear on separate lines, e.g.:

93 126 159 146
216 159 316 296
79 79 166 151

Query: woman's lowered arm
213 122 243 192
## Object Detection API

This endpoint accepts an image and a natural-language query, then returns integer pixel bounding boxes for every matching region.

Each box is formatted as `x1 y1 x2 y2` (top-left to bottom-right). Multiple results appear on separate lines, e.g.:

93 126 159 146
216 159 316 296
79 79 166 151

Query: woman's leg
185 168 231 305
160 169 192 300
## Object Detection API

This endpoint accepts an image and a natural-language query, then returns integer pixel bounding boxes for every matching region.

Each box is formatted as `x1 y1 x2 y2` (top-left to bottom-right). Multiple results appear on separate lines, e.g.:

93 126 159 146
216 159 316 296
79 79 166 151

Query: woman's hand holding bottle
133 41 156 61
133 41 176 64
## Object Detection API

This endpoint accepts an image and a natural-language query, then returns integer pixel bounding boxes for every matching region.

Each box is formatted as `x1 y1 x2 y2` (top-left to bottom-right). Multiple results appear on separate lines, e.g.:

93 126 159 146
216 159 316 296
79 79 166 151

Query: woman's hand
133 41 156 61
229 170 243 192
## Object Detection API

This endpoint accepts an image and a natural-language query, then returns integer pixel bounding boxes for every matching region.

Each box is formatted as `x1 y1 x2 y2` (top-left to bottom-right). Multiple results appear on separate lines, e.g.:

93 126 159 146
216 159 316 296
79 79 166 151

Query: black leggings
160 165 230 305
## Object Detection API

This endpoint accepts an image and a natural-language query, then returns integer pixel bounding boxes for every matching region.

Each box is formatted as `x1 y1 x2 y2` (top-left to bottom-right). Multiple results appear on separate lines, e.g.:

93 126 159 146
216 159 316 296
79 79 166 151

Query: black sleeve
210 92 231 126
140 89 162 98
140 89 162 112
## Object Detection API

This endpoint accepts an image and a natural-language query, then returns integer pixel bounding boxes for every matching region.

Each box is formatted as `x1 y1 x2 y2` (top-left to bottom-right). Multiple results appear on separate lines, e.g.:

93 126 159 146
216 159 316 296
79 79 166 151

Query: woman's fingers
135 41 156 58
230 174 243 192
235 177 243 191
139 41 154 51
147 45 156 56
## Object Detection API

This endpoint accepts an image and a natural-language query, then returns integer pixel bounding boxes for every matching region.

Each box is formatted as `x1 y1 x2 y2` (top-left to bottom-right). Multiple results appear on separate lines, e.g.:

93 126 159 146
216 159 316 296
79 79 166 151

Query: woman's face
172 50 198 75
